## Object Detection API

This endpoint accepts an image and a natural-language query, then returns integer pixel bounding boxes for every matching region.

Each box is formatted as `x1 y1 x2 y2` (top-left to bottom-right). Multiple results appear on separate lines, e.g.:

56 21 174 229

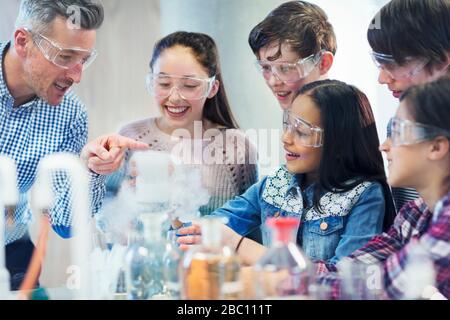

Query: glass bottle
181 216 242 300
113 268 127 300
162 230 183 299
254 217 313 299
124 211 167 300
124 150 171 300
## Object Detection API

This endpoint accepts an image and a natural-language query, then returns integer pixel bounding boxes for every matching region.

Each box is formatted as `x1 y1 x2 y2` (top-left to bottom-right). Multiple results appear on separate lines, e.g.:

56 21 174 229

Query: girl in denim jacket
179 80 396 265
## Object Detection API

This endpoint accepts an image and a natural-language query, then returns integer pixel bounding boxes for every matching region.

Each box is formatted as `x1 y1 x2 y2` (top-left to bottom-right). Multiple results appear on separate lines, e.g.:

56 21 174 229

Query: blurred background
0 0 395 288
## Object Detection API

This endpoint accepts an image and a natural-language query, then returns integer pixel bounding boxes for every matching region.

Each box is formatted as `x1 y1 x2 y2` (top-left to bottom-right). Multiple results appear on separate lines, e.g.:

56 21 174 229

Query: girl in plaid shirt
317 77 450 300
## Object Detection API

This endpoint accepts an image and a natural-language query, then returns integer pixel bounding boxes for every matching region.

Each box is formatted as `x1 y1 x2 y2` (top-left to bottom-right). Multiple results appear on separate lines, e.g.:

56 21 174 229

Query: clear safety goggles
255 51 323 84
370 51 428 80
387 117 450 147
283 109 324 148
146 73 216 100
26 28 97 70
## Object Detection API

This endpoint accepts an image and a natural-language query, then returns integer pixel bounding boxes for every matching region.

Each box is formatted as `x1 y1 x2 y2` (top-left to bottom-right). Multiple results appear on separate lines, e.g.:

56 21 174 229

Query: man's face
23 16 97 106
257 42 322 110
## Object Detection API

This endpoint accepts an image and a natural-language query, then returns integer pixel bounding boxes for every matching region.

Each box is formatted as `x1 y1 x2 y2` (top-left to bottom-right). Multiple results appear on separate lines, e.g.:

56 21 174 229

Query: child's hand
176 223 202 251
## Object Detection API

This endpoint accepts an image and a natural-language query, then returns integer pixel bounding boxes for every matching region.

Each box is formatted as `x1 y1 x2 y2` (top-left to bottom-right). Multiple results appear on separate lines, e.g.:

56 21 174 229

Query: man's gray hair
15 0 104 34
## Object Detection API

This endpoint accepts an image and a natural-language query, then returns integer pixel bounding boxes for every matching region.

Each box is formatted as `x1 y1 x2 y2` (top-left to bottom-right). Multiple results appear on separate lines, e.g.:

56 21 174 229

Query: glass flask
124 150 172 300
254 217 313 299
162 230 183 299
124 210 167 300
181 216 242 300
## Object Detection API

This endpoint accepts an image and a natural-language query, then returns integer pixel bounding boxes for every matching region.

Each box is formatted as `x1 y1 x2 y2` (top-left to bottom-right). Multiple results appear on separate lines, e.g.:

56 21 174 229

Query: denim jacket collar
262 166 305 213
262 166 374 221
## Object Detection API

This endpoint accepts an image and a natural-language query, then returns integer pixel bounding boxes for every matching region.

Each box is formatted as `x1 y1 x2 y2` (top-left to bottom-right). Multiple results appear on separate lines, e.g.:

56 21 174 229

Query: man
0 0 147 290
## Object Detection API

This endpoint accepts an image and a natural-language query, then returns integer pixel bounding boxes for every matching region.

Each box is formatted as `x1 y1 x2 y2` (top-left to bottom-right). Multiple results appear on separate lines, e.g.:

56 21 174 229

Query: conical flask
255 217 313 299
181 216 242 300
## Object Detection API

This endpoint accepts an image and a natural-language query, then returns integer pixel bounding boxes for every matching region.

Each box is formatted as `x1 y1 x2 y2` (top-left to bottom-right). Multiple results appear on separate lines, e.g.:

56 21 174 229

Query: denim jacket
213 166 386 264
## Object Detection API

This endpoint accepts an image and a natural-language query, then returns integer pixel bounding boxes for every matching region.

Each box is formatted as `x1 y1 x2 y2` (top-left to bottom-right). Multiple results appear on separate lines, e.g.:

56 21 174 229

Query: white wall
0 0 20 41
74 0 161 139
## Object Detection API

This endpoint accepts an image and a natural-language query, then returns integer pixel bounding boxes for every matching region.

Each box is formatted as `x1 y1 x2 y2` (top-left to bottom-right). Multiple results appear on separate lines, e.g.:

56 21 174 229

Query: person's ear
14 28 31 59
428 136 450 161
207 79 220 99
319 51 334 76
429 55 450 79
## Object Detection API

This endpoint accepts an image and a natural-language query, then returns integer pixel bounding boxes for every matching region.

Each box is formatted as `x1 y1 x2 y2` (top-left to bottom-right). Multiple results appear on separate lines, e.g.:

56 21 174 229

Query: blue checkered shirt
0 42 105 244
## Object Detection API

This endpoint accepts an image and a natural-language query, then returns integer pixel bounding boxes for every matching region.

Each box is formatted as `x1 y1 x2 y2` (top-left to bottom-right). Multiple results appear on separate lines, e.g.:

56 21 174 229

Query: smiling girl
106 32 258 218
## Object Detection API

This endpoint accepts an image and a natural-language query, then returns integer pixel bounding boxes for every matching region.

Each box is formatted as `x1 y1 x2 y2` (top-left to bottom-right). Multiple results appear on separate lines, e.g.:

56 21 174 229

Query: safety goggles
26 28 97 70
370 51 428 80
255 51 323 84
387 117 450 147
146 73 216 100
283 109 324 148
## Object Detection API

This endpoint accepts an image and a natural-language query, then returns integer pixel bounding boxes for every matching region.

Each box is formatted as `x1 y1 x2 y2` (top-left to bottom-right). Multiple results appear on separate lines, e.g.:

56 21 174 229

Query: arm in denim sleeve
213 178 267 237
50 108 106 238
327 182 386 265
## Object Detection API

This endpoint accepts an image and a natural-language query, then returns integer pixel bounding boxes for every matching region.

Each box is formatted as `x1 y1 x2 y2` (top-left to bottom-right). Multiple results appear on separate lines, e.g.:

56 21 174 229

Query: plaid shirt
316 191 450 299
0 42 105 244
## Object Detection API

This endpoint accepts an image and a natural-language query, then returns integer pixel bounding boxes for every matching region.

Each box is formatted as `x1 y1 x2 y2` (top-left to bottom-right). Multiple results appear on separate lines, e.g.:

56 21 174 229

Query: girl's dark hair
295 80 396 231
367 0 450 72
401 77 450 135
150 31 238 129
248 1 337 60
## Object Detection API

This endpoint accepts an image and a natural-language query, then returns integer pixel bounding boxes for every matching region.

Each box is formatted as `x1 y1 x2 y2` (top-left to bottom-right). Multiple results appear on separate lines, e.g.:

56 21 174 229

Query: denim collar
263 166 373 220
262 166 306 213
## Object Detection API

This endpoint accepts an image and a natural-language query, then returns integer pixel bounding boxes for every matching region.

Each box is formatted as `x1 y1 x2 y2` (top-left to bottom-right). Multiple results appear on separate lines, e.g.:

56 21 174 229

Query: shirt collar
0 42 40 110
0 42 11 99
432 189 450 222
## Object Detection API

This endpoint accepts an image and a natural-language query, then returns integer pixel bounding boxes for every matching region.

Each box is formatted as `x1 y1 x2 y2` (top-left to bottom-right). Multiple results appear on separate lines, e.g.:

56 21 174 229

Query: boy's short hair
368 0 450 70
248 1 337 60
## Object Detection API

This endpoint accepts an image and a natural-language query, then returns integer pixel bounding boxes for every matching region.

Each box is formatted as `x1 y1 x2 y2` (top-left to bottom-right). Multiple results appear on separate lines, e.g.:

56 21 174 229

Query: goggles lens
30 31 97 70
283 109 323 148
256 51 322 83
388 117 450 146
370 51 427 80
146 73 215 100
